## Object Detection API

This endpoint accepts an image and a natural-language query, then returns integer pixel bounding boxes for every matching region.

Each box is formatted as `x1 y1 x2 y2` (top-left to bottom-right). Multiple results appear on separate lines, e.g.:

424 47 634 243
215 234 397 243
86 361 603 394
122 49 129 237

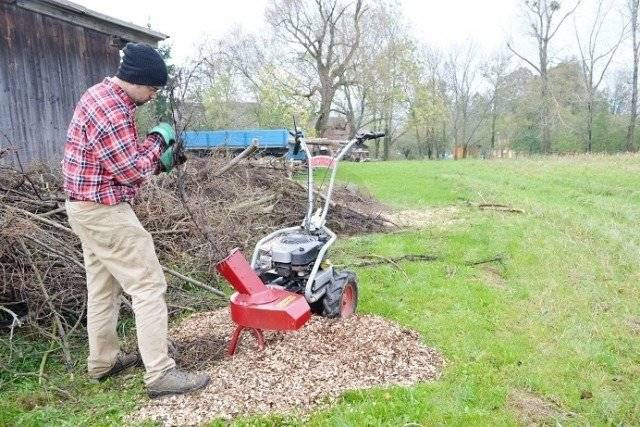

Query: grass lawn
2 154 639 425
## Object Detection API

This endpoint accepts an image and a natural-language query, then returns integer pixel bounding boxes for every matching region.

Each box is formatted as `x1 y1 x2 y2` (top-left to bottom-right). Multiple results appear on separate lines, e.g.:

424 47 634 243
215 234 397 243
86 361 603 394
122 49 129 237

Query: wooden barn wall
0 2 121 166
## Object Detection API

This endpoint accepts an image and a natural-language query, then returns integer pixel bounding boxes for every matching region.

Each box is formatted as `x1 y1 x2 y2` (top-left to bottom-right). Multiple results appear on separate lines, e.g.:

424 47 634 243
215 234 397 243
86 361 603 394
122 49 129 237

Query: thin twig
15 157 43 199
39 206 65 217
0 305 21 363
162 266 226 298
213 140 260 177
150 228 189 235
360 254 409 279
465 254 505 266
478 203 525 214
5 205 74 233
0 305 22 327
339 254 438 268
18 239 73 369
67 297 87 337
24 235 84 269
39 323 57 385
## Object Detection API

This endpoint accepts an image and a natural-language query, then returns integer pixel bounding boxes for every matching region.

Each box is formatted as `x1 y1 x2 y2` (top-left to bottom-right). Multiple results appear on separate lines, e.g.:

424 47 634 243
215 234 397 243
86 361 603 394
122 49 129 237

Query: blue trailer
182 129 306 160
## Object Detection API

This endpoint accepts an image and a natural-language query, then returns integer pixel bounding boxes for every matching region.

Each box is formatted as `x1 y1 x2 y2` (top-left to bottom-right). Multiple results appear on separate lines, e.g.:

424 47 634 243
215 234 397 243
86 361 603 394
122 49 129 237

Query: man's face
129 84 160 106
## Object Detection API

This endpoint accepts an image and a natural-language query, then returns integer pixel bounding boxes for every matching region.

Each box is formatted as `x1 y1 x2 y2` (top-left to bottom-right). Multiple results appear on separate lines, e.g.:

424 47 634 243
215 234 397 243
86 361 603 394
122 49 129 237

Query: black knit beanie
116 42 168 86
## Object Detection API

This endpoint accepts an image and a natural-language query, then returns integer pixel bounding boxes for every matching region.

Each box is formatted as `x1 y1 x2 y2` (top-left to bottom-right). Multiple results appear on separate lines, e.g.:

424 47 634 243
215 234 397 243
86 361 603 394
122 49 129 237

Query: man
63 42 209 397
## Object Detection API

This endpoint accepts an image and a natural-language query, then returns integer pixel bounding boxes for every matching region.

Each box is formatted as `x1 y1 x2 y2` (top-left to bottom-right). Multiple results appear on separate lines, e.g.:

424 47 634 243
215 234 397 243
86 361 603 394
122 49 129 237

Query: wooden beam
16 0 168 46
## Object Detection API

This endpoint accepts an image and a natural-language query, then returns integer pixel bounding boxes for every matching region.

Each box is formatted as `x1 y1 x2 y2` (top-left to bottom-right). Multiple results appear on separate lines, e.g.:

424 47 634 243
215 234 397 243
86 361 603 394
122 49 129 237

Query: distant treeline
138 0 640 159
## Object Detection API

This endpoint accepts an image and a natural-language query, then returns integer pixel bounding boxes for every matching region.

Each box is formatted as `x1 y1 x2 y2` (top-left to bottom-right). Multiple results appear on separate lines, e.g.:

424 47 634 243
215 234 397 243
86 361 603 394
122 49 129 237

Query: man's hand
148 122 176 147
159 144 187 173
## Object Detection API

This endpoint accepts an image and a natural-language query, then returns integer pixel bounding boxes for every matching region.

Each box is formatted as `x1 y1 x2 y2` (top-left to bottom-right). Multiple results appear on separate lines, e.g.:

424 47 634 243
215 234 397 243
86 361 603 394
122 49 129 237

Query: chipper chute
216 249 311 355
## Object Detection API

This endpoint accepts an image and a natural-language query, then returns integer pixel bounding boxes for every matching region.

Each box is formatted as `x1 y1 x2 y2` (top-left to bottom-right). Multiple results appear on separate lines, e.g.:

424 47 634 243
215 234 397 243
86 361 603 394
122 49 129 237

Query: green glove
159 144 187 173
148 122 176 147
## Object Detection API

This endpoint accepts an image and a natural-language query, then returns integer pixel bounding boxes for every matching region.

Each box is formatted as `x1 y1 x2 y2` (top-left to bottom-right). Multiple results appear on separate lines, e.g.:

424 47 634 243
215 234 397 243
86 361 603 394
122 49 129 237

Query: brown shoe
147 368 210 398
92 352 141 382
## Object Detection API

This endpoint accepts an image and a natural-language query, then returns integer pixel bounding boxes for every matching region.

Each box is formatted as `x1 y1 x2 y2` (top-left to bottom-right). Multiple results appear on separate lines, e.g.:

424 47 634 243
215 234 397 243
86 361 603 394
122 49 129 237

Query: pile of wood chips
131 309 444 425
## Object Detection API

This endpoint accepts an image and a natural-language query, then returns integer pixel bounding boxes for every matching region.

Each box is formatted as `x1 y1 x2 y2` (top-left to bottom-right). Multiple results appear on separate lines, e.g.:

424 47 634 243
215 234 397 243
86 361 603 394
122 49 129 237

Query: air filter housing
271 233 322 265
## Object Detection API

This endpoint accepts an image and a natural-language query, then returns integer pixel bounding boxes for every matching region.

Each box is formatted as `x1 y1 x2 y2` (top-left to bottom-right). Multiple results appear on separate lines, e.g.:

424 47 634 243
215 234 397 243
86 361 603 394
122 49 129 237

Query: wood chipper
216 128 385 355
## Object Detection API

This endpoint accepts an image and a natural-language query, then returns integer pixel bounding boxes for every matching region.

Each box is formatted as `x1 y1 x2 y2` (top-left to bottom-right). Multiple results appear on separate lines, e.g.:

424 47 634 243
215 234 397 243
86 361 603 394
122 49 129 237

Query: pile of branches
139 156 390 268
0 151 390 371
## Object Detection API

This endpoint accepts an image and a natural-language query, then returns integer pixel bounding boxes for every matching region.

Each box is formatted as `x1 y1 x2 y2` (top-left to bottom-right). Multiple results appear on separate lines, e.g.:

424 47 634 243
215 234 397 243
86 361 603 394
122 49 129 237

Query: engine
257 233 333 293
270 233 323 277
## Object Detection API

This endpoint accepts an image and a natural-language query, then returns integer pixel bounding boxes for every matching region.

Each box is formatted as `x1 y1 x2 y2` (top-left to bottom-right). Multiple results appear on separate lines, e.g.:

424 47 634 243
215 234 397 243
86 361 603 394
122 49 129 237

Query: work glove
148 122 176 147
159 144 187 173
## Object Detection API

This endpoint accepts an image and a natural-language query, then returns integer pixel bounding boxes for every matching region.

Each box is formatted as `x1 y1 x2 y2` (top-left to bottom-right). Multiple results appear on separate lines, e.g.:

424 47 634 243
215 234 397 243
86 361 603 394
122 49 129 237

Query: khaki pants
66 201 175 384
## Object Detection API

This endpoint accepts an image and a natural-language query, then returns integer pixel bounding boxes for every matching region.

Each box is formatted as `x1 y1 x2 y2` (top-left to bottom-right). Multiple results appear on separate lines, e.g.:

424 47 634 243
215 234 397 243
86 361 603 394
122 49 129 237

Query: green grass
3 154 640 425
316 155 640 425
0 339 146 426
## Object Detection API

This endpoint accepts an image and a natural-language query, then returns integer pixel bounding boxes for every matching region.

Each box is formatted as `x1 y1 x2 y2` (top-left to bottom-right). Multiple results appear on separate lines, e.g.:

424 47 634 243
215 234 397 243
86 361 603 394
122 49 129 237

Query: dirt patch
382 206 459 229
130 309 444 425
479 264 508 289
627 317 640 335
508 389 566 425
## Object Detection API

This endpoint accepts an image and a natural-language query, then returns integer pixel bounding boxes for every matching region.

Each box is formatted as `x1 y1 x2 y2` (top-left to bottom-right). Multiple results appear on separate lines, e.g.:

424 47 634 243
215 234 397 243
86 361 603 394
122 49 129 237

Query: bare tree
627 0 639 151
446 44 480 158
266 0 365 137
408 46 448 159
607 69 632 114
574 0 625 152
335 70 369 138
333 4 389 139
481 51 512 151
332 3 416 159
508 0 582 153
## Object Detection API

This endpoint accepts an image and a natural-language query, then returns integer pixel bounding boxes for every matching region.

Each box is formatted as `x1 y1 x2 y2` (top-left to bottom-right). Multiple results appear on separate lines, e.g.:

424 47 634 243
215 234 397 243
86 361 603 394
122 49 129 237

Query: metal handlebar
355 131 385 143
289 129 304 155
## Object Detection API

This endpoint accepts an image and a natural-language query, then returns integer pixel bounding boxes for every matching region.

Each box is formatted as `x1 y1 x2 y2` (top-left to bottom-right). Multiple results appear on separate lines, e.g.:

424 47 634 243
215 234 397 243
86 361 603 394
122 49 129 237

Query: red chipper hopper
216 248 311 355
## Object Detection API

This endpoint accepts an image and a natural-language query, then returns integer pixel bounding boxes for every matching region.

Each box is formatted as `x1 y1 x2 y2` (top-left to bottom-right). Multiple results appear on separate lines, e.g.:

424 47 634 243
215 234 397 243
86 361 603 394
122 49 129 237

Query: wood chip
130 308 444 425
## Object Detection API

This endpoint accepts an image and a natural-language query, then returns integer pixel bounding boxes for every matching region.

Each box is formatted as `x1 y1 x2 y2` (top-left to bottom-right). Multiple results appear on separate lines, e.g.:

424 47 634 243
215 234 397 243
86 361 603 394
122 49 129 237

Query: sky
75 0 521 62
74 0 627 76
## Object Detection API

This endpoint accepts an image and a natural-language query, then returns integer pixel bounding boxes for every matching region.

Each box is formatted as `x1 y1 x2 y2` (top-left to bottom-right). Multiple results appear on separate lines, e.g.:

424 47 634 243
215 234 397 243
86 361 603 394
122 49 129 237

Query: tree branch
506 41 542 74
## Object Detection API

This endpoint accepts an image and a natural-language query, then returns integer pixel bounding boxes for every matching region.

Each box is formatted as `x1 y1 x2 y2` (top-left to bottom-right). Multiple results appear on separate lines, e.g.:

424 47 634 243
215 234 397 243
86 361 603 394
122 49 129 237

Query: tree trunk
627 1 639 152
587 96 593 152
383 132 391 160
372 111 380 158
490 94 497 152
344 87 357 139
315 87 335 137
541 69 552 153
461 101 469 158
414 126 423 158
440 122 446 160
382 110 393 160
539 34 552 153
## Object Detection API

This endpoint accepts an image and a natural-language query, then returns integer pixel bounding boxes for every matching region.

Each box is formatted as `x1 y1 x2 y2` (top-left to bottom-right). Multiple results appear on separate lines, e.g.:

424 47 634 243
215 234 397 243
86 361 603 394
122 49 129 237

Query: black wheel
309 298 324 315
322 270 358 318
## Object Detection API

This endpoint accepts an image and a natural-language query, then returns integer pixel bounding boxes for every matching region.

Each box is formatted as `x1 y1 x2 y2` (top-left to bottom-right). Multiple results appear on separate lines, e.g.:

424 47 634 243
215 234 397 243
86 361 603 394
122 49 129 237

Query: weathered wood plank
0 1 163 166
16 0 166 47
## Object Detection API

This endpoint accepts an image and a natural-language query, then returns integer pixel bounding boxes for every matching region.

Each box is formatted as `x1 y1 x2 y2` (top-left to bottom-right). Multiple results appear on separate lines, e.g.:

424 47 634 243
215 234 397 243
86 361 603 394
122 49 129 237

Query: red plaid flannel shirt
62 78 164 205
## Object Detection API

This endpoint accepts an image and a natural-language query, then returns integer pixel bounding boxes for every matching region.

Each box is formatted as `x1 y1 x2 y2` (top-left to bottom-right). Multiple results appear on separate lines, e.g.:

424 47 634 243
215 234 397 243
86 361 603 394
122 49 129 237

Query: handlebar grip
356 131 386 142
290 129 303 155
